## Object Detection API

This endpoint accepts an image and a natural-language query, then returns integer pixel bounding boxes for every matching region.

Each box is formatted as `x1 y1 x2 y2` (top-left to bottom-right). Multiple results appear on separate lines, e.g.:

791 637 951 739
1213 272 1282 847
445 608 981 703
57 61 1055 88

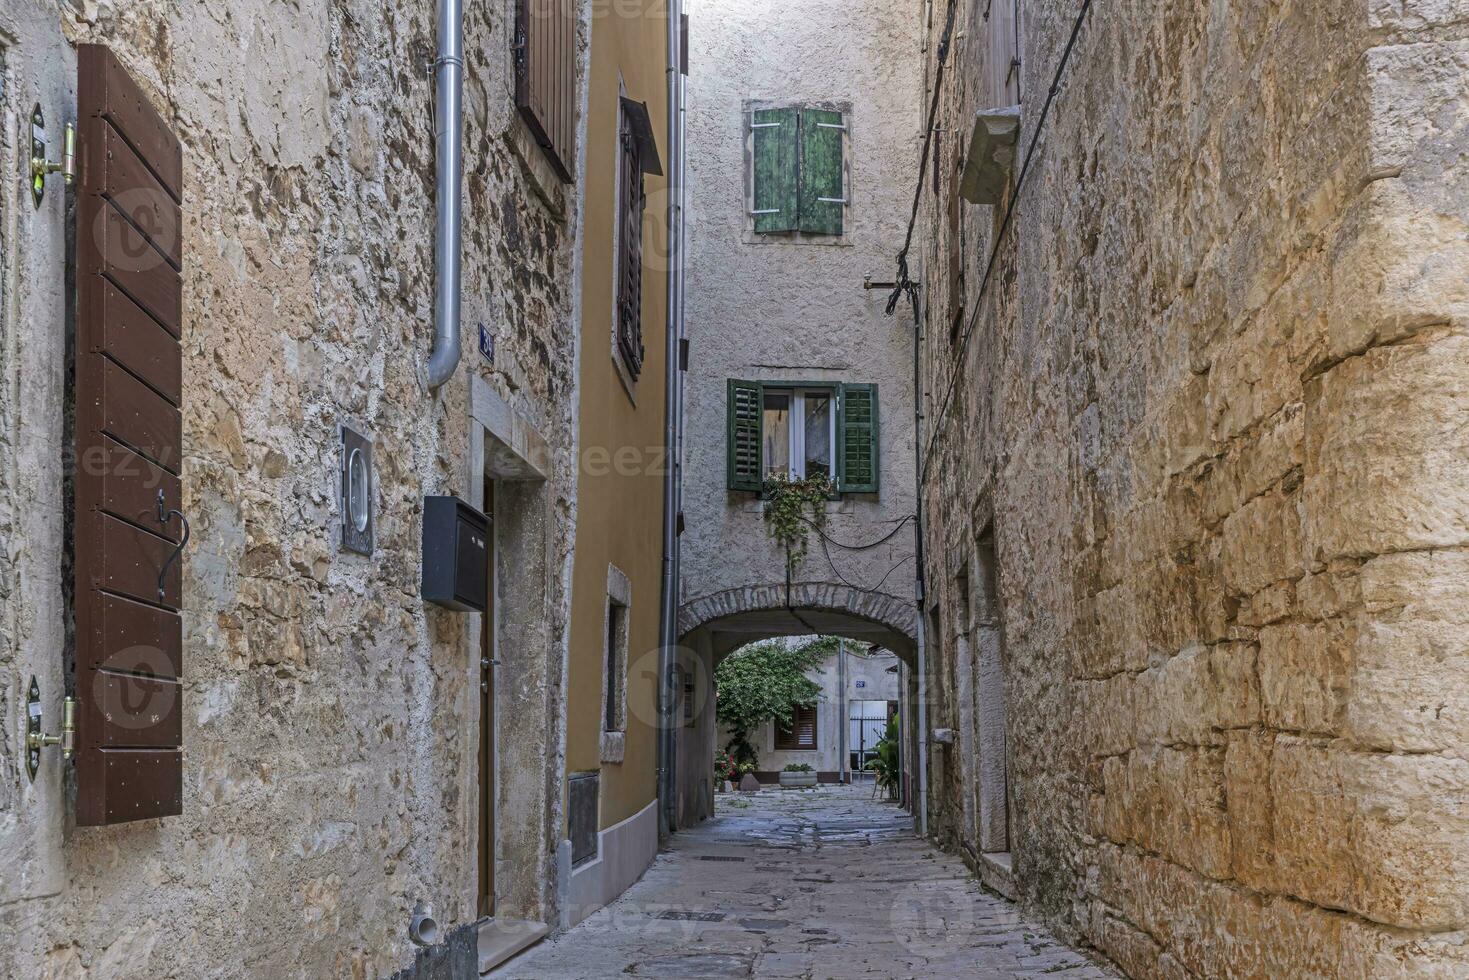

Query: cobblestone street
493 785 1111 979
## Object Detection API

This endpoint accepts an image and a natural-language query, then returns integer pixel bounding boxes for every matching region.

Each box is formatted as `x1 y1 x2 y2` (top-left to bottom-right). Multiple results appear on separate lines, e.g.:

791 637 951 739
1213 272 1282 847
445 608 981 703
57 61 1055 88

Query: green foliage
783 763 814 773
714 750 736 782
762 474 834 568
865 712 901 801
716 635 837 770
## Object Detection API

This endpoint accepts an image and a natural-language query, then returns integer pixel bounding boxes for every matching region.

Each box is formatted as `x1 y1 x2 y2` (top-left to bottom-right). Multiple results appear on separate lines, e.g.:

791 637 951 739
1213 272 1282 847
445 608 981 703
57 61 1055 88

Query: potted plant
865 713 901 801
714 750 736 791
778 762 818 789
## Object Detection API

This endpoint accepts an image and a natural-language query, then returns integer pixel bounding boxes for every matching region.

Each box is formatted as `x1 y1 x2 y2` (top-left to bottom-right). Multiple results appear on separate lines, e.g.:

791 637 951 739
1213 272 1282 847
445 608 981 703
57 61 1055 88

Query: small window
604 599 627 733
761 387 835 482
613 96 664 387
748 105 848 237
776 703 818 751
727 381 879 493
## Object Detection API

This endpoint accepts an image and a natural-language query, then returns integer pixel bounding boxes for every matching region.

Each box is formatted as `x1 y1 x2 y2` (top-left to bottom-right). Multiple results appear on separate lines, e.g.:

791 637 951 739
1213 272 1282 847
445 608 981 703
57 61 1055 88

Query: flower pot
778 771 818 789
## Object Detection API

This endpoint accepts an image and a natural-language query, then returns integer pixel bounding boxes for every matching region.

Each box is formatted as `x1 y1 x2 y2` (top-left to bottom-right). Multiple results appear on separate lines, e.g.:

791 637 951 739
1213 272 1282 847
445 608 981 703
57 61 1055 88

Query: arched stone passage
678 582 918 666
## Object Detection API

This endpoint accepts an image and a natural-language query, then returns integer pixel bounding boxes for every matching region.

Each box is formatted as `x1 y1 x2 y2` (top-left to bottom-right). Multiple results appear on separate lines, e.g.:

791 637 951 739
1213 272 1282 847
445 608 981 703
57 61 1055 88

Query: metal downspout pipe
657 0 685 837
426 0 464 390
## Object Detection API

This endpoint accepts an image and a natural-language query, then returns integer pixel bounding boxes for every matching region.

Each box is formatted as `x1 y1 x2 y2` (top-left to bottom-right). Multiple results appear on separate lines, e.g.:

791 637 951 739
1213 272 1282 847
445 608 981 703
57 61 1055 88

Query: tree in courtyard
715 636 838 771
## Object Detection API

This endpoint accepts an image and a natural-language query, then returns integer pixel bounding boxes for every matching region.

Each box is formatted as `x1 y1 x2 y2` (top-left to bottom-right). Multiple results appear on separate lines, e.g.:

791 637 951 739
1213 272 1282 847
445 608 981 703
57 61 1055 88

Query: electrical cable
799 513 915 552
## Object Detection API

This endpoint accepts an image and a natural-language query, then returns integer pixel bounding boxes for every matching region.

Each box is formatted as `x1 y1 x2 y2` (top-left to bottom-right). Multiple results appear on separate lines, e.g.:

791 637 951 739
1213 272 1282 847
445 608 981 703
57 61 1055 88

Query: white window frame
763 386 838 481
600 563 631 764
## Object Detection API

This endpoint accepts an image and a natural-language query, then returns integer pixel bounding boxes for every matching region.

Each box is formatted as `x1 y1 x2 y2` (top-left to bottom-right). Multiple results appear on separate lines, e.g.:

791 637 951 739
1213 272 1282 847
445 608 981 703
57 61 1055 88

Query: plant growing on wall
762 474 834 569
866 712 901 801
715 635 837 769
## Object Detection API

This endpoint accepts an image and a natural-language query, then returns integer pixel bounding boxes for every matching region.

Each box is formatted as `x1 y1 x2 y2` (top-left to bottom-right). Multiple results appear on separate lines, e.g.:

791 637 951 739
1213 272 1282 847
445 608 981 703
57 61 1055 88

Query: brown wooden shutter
75 44 185 826
616 103 645 379
516 0 577 182
776 704 818 750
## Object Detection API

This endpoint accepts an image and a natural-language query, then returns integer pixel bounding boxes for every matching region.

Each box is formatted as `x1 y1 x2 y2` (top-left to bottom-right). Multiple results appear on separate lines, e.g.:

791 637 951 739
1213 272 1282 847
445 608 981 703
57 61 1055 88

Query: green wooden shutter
799 109 845 235
727 379 763 491
838 383 878 493
751 108 797 233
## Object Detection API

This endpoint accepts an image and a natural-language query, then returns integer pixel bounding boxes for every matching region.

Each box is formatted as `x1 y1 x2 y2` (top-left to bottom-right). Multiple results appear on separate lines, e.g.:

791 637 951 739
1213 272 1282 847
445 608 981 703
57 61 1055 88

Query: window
982 0 1023 107
605 600 626 732
601 564 631 763
515 0 578 181
748 105 847 236
728 381 878 493
614 97 663 384
775 703 818 751
760 388 834 481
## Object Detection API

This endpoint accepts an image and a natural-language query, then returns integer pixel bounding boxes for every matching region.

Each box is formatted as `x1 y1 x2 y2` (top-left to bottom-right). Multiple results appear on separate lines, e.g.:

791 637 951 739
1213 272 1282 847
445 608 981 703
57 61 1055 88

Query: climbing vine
762 473 834 568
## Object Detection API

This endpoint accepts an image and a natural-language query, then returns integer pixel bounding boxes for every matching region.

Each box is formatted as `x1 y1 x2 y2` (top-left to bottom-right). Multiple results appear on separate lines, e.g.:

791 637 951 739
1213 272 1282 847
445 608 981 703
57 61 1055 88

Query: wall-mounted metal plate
30 105 48 207
340 425 374 556
26 677 43 781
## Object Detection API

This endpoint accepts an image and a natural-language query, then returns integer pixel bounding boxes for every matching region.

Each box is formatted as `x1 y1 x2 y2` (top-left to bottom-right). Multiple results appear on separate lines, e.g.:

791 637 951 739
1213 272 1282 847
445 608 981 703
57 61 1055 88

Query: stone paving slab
490 785 1115 979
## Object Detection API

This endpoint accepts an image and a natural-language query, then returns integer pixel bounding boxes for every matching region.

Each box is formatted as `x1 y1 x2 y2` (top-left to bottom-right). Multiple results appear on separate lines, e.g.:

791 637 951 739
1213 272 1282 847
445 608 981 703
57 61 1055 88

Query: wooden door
478 478 496 917
74 44 185 826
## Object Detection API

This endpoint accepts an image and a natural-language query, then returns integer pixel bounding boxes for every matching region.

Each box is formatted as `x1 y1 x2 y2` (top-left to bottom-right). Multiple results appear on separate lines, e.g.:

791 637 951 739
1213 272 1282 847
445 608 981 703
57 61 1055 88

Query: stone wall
679 0 923 633
0 1 585 977
917 0 1469 975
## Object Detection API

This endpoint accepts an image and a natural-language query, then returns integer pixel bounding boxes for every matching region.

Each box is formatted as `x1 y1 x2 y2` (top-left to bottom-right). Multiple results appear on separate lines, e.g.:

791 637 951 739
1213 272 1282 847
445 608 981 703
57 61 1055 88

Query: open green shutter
838 384 878 493
799 109 845 235
751 108 797 233
728 379 763 491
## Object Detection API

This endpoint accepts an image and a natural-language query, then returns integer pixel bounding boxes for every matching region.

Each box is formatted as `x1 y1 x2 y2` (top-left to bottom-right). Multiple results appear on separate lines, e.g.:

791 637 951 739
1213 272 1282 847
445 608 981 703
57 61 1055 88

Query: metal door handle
157 490 191 600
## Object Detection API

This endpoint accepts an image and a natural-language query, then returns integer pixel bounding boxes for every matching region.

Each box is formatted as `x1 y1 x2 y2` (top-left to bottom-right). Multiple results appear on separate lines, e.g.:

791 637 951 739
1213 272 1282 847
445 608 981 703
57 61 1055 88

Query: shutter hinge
816 197 848 204
29 106 75 208
815 122 848 131
750 209 781 215
750 121 782 129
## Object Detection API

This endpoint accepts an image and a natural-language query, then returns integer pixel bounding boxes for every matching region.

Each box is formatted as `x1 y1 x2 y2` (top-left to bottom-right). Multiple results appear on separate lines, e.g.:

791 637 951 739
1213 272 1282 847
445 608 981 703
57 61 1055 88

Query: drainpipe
837 639 847 784
656 0 685 837
426 0 464 390
913 258 930 838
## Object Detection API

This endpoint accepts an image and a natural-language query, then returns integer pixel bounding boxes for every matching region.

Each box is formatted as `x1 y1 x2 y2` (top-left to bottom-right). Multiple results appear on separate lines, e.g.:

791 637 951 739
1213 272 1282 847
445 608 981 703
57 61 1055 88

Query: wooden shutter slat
839 384 879 494
77 44 185 826
798 109 845 235
100 122 182 269
94 204 182 335
93 593 183 679
98 515 182 607
98 281 182 403
93 672 183 747
99 357 182 473
94 441 183 541
88 749 183 824
751 108 797 233
84 47 182 201
727 380 763 491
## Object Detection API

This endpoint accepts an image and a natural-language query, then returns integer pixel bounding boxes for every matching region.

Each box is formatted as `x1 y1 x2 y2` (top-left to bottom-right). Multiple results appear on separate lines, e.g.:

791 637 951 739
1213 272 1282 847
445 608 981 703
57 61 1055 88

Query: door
478 477 496 917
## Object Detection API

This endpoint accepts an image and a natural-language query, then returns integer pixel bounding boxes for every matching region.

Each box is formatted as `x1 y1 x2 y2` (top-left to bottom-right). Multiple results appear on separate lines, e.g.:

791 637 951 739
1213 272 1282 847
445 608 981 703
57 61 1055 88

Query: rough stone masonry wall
918 0 1469 976
0 1 582 978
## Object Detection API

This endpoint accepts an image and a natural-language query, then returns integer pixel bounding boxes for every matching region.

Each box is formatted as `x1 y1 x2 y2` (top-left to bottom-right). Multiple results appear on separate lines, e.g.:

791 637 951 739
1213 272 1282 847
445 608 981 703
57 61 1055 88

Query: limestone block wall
0 1 584 977
917 0 1469 975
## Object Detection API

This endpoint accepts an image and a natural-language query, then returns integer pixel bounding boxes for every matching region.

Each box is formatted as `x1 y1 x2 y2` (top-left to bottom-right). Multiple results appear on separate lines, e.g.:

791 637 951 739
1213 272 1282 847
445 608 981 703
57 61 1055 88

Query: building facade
0 1 680 977
715 640 902 786
559 0 680 934
675 0 925 826
916 0 1469 975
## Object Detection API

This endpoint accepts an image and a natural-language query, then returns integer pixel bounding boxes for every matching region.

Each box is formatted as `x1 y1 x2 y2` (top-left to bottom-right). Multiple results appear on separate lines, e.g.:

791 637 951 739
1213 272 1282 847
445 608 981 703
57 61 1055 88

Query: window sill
738 497 857 516
610 347 639 406
600 731 626 764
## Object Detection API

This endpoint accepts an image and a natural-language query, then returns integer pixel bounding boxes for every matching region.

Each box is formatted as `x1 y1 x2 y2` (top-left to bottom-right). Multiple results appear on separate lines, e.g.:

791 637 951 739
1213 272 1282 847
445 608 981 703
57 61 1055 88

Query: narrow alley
494 785 1110 979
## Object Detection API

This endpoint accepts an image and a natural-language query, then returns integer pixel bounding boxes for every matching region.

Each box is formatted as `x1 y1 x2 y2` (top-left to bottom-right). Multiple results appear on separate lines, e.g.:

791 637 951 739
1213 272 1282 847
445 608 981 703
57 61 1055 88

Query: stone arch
678 582 918 666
